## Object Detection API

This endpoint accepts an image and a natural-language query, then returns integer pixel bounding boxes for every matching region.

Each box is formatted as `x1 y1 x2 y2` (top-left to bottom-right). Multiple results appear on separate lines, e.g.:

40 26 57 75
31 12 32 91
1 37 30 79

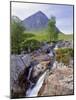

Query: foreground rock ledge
38 67 73 96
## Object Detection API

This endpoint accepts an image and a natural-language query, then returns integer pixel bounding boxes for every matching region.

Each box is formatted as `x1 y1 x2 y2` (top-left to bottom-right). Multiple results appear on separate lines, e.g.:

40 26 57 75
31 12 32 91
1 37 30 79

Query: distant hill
21 11 60 33
21 11 49 31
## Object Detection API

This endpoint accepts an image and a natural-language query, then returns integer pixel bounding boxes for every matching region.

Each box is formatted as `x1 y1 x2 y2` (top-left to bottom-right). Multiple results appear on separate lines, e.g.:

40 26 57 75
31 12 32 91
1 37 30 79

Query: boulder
38 67 73 96
30 61 50 83
41 43 50 53
56 40 73 48
10 55 26 90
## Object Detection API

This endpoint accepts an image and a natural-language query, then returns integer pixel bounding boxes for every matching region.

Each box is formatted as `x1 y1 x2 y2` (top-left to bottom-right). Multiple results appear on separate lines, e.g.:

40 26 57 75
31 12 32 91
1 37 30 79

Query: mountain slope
21 11 49 31
21 11 60 33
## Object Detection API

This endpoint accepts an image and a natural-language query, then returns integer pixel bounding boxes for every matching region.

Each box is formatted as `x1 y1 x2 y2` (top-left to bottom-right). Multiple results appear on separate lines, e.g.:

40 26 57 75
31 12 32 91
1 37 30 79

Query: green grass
24 31 73 42
58 33 73 41
29 33 48 41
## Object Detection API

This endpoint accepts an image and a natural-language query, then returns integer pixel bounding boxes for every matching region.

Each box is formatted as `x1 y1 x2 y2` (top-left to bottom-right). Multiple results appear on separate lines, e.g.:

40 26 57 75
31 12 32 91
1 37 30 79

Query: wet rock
30 61 50 83
41 43 50 53
30 60 39 67
11 83 25 98
32 54 50 62
38 67 73 96
11 66 35 98
32 50 41 57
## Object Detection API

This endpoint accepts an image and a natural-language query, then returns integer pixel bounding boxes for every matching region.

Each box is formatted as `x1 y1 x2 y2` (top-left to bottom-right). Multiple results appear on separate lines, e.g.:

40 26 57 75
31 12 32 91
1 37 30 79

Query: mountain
21 11 49 31
11 11 60 33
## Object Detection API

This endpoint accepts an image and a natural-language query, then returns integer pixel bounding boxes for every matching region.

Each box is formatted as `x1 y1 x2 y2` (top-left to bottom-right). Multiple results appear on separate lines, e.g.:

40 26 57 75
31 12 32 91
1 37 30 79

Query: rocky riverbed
10 40 74 98
38 66 73 96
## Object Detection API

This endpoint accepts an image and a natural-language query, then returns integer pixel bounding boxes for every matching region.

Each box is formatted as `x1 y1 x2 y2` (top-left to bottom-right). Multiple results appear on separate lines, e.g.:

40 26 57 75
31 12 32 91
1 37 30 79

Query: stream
25 47 55 97
26 70 47 97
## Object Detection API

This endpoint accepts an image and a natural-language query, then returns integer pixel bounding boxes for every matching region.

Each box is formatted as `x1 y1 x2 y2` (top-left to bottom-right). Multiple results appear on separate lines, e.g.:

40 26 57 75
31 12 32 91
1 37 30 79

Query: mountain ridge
12 11 60 33
21 11 49 31
23 11 49 21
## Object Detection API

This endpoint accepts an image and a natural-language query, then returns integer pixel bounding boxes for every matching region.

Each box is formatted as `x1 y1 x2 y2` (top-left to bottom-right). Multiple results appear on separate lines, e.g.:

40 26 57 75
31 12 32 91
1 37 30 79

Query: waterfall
27 67 33 80
26 70 47 97
48 51 54 57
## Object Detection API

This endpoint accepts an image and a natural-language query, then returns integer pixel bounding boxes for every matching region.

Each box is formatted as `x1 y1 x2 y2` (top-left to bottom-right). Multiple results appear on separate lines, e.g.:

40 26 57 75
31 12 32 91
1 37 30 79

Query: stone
10 55 26 91
41 43 50 53
69 59 73 68
55 40 73 48
38 67 73 96
22 54 32 67
32 61 49 78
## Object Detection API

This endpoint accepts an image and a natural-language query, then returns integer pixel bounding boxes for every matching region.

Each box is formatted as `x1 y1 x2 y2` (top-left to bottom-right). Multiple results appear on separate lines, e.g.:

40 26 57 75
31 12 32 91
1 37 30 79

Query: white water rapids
26 49 55 97
26 70 47 97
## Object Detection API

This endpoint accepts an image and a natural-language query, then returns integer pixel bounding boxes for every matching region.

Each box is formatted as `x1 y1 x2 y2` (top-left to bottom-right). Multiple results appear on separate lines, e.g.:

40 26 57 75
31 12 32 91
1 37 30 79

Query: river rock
38 67 73 96
30 61 50 83
41 43 50 53
32 50 41 57
55 40 73 48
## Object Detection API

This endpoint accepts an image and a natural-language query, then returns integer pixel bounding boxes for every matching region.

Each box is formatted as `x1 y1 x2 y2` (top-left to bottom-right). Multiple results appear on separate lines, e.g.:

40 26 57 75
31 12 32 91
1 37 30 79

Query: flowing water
26 46 56 97
26 70 47 97
27 67 33 80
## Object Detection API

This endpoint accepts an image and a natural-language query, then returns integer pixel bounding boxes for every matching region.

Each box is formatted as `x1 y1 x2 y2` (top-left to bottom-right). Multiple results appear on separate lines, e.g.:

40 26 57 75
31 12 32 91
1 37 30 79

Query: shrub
56 48 73 65
47 16 58 42
21 39 41 52
11 21 25 54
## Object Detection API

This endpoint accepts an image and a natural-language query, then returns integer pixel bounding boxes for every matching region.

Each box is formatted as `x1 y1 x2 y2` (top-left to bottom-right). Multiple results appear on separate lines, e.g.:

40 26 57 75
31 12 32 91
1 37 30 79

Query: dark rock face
21 11 49 31
10 55 25 88
10 55 26 98
10 54 32 98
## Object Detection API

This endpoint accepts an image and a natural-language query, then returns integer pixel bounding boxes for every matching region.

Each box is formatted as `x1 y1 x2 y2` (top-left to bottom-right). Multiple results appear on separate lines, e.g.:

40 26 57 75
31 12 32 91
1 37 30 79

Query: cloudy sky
11 2 73 34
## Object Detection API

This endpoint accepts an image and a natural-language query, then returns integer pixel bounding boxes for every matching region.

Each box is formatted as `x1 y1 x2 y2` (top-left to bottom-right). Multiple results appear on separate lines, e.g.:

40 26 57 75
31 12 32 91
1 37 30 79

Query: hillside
23 31 73 42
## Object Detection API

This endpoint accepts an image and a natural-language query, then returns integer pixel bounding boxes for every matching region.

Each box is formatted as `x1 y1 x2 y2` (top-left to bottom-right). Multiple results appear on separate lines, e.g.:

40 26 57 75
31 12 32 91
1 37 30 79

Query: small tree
48 16 58 42
11 21 25 54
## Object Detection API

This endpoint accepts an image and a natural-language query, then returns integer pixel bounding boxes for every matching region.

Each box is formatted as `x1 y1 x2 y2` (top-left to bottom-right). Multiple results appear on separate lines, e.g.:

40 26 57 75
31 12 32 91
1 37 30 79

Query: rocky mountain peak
21 11 49 31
